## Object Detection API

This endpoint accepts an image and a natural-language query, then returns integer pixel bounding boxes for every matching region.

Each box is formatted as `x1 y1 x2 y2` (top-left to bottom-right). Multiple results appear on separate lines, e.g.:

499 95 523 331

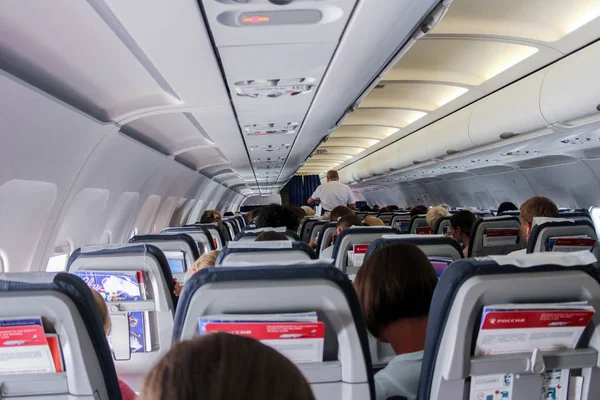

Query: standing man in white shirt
307 170 356 217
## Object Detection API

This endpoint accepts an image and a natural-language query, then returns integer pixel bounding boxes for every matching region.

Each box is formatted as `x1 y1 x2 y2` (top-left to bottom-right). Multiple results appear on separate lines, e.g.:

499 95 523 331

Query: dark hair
520 196 559 224
497 202 518 215
224 211 235 217
337 214 362 230
290 207 306 221
141 333 315 400
449 210 476 236
256 231 289 241
354 243 438 338
359 205 372 212
200 210 221 224
329 206 353 221
254 204 299 231
410 205 428 217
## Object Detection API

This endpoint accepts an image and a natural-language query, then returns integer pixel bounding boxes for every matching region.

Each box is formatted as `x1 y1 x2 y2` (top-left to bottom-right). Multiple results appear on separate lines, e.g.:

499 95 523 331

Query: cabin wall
0 72 243 273
359 163 600 209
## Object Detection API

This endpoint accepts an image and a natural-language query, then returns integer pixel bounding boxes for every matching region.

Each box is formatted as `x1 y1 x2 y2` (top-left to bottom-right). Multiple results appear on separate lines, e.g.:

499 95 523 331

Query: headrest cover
487 250 597 268
226 241 293 249
532 217 575 227
244 227 287 233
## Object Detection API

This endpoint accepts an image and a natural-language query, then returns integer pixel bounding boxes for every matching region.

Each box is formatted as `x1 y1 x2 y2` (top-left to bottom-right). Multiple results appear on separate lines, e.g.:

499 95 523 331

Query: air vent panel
244 122 299 135
234 78 316 98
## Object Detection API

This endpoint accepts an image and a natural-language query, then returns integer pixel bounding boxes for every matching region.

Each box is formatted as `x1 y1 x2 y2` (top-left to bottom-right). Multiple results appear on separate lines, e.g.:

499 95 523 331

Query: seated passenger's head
186 250 220 280
497 201 518 215
337 214 362 235
359 205 371 212
519 196 559 243
329 206 353 221
291 207 307 222
410 205 428 217
426 206 450 230
364 216 384 226
91 289 111 336
256 231 289 241
254 204 299 231
301 206 316 217
223 211 235 217
354 243 437 350
326 169 340 182
141 333 315 400
200 210 222 224
449 210 476 246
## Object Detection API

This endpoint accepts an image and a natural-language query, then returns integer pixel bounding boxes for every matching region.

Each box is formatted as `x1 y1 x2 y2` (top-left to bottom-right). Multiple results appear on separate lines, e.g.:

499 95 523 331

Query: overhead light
484 47 539 81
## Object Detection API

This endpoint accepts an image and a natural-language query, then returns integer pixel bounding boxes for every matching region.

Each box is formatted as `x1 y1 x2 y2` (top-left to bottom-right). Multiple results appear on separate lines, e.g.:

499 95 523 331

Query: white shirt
311 180 355 211
375 350 424 400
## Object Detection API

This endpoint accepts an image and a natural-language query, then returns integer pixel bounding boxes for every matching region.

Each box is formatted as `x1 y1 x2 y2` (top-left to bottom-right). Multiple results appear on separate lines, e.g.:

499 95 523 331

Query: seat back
186 223 228 249
559 211 593 224
527 218 597 253
217 241 317 265
434 216 452 235
173 264 375 400
317 222 338 256
222 219 238 239
0 273 121 399
376 212 397 224
300 218 319 242
129 233 200 282
418 251 600 400
67 244 176 390
161 226 215 254
390 213 411 232
468 216 524 257
409 215 431 234
310 221 330 244
235 227 300 242
332 227 400 274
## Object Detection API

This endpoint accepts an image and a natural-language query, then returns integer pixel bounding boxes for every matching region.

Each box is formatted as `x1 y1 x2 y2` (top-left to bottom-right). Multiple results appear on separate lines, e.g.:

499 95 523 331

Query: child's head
336 214 362 234
354 243 437 341
141 333 315 400
91 289 111 335
186 250 220 280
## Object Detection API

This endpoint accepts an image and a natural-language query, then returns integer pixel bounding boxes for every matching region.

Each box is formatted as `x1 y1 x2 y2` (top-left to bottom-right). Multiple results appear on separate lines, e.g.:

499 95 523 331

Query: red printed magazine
482 228 519 247
205 322 325 363
0 323 56 374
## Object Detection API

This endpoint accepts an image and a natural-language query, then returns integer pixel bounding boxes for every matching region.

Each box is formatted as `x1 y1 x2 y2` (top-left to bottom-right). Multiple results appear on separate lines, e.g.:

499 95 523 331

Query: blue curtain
303 175 321 202
284 175 321 207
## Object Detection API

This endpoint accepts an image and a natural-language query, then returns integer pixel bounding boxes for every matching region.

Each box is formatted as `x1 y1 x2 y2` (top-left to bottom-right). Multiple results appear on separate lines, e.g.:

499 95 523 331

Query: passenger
372 205 380 211
291 206 307 223
301 205 316 217
200 210 222 224
319 214 362 260
184 250 220 281
359 205 372 212
329 205 354 221
449 210 477 257
307 170 356 217
223 211 235 217
364 215 385 226
511 196 559 254
256 231 289 241
409 205 428 217
497 201 518 215
254 204 299 232
425 206 450 230
91 290 138 400
141 333 315 400
354 243 437 400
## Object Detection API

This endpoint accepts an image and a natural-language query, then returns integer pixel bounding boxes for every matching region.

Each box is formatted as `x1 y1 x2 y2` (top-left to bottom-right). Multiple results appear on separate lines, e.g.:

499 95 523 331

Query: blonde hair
91 289 111 335
301 206 315 216
186 250 220 280
364 216 384 226
426 206 450 229
141 333 315 400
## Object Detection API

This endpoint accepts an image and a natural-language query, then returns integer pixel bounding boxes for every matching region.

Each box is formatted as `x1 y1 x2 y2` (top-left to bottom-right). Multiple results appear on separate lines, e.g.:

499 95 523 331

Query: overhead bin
425 107 473 160
540 40 600 127
201 0 356 47
469 70 548 147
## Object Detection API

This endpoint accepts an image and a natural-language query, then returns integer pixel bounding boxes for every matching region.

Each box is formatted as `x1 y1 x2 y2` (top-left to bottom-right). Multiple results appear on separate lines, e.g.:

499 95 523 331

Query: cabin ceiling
1 0 448 198
298 0 600 175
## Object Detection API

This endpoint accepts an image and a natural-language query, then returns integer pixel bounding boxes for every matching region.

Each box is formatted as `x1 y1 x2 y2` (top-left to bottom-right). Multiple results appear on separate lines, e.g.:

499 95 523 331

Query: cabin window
46 253 69 272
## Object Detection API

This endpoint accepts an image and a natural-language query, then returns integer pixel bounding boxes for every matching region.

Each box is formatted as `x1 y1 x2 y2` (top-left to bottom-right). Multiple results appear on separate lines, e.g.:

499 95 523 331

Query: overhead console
200 0 357 195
